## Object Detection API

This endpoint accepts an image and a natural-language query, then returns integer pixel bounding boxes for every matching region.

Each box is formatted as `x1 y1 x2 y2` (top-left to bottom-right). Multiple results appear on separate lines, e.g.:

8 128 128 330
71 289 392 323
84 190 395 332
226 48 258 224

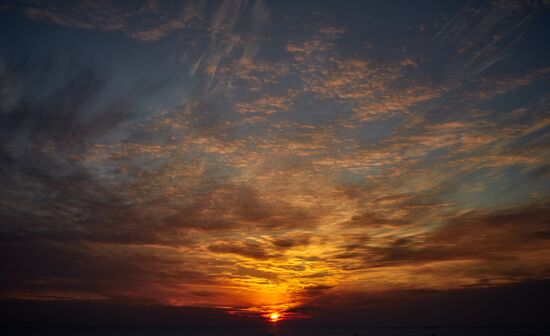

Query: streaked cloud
1 0 549 322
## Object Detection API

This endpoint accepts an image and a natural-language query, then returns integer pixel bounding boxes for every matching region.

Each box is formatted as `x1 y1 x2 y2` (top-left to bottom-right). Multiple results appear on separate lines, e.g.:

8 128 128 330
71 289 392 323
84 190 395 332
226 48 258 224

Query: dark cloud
341 192 446 228
0 299 266 328
289 280 550 327
271 233 312 250
301 284 333 298
0 240 214 302
0 62 131 145
208 240 273 260
335 203 550 276
2 280 548 328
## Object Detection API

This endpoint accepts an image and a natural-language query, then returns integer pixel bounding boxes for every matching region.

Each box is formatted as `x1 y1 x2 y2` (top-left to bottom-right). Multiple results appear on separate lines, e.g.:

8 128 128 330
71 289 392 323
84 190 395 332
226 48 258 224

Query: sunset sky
1 0 549 328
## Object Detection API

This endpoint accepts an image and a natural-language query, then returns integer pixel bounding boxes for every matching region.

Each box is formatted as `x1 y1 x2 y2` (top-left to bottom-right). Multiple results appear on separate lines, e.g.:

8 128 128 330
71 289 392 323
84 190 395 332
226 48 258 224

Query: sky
1 0 550 328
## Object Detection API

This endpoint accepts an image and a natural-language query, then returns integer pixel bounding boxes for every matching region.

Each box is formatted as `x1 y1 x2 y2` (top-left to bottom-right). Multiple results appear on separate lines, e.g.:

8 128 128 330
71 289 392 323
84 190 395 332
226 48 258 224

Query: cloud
291 280 550 327
326 202 550 291
0 240 218 304
129 1 206 42
22 0 150 32
1 0 549 318
433 0 540 77
208 240 273 260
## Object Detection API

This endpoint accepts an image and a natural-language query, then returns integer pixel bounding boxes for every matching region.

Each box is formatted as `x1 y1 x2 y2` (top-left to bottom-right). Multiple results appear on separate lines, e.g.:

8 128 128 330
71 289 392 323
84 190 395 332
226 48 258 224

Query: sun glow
269 312 280 322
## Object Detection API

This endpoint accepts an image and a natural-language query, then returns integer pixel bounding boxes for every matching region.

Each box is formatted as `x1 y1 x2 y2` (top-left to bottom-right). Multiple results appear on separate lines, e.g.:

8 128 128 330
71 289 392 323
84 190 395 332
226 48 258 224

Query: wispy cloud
1 0 549 320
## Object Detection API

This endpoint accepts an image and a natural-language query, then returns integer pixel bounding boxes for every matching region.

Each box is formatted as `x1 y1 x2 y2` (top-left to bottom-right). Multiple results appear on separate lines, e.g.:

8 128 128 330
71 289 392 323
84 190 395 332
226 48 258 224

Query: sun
269 312 280 322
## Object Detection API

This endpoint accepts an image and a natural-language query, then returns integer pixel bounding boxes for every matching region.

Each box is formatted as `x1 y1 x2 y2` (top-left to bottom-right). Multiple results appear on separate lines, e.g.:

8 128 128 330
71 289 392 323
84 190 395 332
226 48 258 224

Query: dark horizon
1 0 550 333
2 280 549 329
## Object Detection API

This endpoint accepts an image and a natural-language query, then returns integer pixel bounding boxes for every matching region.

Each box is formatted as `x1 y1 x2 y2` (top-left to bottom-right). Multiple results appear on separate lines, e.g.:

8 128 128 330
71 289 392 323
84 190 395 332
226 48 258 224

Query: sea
1 328 549 336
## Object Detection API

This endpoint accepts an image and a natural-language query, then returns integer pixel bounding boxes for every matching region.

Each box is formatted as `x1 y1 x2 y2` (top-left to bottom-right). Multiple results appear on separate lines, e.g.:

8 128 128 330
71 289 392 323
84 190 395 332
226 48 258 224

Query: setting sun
269 312 280 322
